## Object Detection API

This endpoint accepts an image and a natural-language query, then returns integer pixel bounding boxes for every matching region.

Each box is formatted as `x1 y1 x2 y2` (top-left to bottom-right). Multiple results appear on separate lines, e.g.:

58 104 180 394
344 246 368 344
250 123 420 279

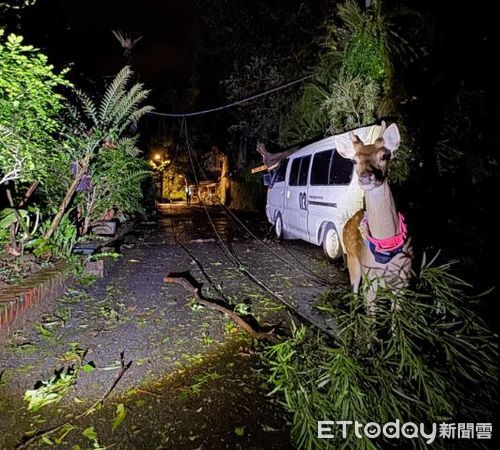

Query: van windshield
272 159 288 184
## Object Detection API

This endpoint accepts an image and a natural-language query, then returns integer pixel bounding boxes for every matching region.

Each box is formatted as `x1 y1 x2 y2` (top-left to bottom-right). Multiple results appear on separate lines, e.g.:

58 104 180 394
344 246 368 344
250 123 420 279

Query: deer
342 123 412 311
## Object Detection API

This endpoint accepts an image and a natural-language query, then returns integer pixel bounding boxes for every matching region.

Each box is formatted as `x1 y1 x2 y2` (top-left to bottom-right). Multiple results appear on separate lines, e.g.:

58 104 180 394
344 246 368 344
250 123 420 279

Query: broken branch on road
16 352 132 450
164 272 277 343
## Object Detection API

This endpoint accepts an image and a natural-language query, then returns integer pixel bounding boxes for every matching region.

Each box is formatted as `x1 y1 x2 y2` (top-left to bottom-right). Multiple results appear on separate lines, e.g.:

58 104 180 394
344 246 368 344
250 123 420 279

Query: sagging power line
147 74 313 118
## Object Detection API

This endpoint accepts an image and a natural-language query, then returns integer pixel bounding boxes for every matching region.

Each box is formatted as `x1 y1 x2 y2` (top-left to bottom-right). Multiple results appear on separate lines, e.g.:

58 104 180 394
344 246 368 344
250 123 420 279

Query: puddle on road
134 204 274 248
157 216 235 244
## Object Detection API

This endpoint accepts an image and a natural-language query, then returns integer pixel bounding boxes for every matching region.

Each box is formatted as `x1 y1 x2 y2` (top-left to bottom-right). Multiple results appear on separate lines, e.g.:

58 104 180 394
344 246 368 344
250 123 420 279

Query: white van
264 126 379 259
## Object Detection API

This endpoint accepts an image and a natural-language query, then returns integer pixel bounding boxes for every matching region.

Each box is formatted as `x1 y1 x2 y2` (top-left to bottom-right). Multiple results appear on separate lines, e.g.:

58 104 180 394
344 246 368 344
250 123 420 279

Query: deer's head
350 122 400 191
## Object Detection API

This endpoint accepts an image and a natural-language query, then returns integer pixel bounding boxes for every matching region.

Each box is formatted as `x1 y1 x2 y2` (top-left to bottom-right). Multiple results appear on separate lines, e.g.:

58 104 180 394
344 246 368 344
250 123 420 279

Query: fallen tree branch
15 424 67 450
164 273 277 342
79 351 132 417
44 152 92 240
16 352 132 449
134 387 162 397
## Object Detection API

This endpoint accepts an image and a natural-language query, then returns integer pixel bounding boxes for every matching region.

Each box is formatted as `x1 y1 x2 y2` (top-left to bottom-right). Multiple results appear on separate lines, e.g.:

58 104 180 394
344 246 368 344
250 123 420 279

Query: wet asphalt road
0 203 346 449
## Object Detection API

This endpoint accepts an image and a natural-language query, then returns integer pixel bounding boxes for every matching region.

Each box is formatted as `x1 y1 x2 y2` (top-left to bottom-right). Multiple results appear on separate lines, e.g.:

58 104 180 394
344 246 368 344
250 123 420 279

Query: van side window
273 159 288 184
298 155 311 186
330 150 354 185
289 158 301 186
310 150 333 185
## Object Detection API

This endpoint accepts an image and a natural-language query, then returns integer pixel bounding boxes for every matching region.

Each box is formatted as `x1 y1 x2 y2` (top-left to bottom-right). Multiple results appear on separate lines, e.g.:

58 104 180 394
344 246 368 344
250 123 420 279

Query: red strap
364 213 407 253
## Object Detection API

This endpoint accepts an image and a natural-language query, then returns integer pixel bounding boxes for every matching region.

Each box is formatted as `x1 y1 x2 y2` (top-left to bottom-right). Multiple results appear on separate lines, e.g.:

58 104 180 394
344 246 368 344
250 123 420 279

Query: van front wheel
274 213 284 240
323 225 342 260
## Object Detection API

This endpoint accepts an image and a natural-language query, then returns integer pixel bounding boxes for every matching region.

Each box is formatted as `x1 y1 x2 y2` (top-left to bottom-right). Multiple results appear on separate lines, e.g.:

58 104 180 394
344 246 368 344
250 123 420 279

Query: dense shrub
1 36 152 255
280 0 420 184
265 255 498 449
0 30 70 186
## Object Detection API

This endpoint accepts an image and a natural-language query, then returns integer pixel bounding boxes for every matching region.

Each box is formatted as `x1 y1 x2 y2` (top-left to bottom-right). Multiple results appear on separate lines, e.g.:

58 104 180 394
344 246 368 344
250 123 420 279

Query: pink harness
363 213 407 253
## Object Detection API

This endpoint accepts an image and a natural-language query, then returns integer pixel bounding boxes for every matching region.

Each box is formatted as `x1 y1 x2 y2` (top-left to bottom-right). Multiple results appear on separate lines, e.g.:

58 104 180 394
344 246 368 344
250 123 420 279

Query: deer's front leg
342 210 365 294
346 254 362 293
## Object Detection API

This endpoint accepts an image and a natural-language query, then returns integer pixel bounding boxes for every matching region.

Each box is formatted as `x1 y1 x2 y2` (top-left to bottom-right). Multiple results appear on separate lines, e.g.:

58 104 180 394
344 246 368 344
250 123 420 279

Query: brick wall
0 261 69 341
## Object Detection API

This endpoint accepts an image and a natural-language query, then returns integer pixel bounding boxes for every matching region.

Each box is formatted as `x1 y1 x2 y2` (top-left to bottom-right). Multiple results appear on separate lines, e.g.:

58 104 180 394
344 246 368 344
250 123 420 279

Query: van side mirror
262 173 272 187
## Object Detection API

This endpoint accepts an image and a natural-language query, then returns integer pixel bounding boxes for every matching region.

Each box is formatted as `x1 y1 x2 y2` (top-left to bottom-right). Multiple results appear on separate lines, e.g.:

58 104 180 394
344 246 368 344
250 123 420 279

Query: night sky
5 0 498 115
12 0 199 100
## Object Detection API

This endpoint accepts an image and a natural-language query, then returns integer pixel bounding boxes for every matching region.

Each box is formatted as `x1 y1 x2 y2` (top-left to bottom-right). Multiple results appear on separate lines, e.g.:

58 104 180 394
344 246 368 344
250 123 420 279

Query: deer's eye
379 149 391 161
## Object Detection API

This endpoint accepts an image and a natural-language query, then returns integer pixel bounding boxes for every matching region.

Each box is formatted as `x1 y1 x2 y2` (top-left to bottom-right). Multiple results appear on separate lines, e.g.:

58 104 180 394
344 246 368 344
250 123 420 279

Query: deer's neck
364 182 399 239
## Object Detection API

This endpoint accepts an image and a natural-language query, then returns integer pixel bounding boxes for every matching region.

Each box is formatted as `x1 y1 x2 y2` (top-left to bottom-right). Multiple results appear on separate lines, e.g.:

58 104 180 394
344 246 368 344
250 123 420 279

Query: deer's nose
359 173 373 185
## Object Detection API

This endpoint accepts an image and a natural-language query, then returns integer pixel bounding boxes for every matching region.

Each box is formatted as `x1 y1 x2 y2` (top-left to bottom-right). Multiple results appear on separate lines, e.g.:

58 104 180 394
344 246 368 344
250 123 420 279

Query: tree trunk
44 154 91 240
81 189 97 236
82 214 92 236
219 154 230 205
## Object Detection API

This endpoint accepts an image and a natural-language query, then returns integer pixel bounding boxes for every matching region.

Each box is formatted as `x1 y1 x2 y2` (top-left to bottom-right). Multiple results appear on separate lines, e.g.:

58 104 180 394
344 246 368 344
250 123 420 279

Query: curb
0 261 69 342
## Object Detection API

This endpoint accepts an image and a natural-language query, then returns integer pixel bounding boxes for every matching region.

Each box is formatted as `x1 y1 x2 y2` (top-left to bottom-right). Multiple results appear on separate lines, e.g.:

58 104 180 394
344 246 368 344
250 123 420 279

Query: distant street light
150 151 165 201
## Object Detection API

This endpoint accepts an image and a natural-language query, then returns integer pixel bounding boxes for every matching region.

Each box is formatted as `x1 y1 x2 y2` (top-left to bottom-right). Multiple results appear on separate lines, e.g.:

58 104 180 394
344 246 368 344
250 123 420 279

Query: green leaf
82 426 98 441
7 33 23 45
41 435 54 445
24 365 78 412
82 362 96 372
112 403 127 431
0 208 28 229
55 423 76 444
234 426 245 437
35 324 54 338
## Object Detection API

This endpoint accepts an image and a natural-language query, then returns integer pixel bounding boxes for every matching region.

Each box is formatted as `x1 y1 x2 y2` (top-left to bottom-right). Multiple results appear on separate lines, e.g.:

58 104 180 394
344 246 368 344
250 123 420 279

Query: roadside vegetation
265 256 498 449
0 25 152 285
257 1 499 448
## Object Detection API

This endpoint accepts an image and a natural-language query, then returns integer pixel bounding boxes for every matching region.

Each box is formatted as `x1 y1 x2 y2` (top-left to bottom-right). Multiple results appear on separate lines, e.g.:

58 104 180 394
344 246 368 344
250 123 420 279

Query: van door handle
299 192 307 210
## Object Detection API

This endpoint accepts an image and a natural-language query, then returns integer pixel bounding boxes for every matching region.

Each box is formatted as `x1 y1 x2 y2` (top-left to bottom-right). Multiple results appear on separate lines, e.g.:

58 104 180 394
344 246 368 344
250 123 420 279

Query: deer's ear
379 120 387 138
350 132 362 145
382 123 401 152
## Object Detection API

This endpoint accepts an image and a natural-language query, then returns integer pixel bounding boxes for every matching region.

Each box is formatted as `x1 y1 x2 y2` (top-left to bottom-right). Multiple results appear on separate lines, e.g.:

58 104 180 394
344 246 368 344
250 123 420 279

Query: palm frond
129 105 154 126
115 136 140 156
75 89 98 126
336 0 365 34
97 65 133 125
110 84 151 133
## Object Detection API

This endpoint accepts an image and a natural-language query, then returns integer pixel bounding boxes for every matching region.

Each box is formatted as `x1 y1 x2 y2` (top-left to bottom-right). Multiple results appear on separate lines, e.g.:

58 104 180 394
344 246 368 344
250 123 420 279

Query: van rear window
289 158 301 186
298 155 311 186
330 150 354 185
310 150 333 185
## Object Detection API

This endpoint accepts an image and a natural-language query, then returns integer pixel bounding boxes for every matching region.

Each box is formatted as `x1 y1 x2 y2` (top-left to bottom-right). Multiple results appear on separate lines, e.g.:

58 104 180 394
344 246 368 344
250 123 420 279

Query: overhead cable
147 74 313 118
